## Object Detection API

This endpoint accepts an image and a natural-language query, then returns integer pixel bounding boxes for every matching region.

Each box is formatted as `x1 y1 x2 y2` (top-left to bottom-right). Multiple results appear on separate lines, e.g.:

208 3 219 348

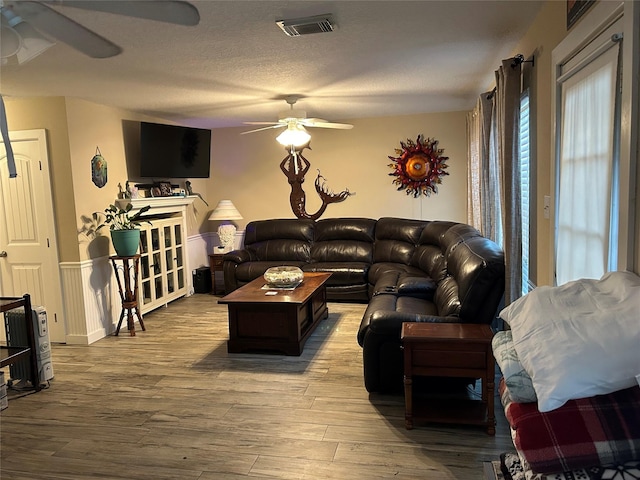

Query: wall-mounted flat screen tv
140 122 211 178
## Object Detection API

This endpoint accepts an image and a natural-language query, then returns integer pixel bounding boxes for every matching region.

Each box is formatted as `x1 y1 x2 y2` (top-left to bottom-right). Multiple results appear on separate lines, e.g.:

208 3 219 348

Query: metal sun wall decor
388 134 449 197
280 144 353 220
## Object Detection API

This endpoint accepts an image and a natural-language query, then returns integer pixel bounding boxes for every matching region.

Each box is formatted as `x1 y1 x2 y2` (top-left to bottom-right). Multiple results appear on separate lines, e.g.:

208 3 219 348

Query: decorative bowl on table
263 266 304 288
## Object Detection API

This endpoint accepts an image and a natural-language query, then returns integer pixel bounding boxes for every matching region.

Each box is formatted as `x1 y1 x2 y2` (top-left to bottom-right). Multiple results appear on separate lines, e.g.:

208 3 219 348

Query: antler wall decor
280 144 353 220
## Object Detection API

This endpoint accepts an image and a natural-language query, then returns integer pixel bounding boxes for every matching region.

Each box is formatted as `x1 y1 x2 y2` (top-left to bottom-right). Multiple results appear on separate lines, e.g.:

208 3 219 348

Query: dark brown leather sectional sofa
223 217 505 392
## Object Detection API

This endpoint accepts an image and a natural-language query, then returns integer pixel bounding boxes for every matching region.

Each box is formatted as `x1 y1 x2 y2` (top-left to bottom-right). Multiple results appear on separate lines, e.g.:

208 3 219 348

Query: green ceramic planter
110 229 141 257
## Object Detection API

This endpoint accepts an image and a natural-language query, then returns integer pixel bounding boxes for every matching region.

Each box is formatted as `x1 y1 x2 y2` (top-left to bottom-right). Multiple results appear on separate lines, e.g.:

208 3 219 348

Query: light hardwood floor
0 295 512 479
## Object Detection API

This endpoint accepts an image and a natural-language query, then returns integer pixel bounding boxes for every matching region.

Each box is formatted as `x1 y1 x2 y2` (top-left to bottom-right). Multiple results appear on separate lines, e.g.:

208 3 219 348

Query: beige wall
208 111 469 232
6 98 469 265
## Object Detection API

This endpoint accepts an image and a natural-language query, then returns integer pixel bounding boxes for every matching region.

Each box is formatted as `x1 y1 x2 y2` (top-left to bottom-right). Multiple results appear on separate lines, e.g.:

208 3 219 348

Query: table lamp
208 200 243 253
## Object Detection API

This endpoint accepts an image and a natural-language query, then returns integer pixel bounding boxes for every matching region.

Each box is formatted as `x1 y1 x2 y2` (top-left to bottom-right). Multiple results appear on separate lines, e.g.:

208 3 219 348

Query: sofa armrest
223 249 251 264
397 276 436 300
368 310 459 336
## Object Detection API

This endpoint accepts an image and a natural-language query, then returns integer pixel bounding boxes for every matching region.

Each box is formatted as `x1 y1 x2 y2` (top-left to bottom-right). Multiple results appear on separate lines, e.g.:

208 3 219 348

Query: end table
110 255 145 336
208 253 225 295
401 322 495 435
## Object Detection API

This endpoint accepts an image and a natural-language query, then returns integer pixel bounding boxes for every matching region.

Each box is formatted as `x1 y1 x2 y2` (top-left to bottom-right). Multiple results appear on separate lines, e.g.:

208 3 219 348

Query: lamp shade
276 124 311 147
208 200 243 221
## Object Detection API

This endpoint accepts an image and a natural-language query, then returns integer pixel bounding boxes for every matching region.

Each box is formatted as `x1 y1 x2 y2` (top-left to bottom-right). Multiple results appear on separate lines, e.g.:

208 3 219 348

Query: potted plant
98 203 151 256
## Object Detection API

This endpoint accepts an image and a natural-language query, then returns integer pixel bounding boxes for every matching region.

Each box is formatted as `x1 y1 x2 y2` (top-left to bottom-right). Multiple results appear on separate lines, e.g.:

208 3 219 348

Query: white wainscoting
191 231 245 263
58 230 244 345
60 258 119 345
187 233 211 291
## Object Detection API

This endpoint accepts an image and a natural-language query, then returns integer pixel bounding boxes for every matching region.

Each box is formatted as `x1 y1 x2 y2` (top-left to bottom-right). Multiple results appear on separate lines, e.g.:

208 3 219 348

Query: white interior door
0 129 66 342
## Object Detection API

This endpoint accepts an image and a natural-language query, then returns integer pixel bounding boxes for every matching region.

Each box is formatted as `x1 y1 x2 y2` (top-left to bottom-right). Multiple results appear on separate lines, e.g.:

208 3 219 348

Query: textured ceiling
0 1 544 129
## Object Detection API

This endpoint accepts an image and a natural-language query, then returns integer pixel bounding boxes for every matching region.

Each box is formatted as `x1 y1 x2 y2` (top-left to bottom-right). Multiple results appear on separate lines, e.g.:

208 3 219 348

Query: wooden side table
1 294 41 391
208 253 225 295
110 255 145 336
401 322 495 435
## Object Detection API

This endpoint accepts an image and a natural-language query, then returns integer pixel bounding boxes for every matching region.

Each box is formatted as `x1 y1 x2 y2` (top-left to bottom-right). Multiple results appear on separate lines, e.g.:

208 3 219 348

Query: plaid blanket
499 452 640 480
500 379 640 474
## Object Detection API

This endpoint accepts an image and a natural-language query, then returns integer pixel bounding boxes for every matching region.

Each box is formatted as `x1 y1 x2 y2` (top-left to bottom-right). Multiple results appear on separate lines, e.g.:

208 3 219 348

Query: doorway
0 129 66 342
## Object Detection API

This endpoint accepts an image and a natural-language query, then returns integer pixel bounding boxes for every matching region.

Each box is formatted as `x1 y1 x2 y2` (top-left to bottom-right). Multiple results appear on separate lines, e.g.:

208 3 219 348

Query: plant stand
110 255 145 336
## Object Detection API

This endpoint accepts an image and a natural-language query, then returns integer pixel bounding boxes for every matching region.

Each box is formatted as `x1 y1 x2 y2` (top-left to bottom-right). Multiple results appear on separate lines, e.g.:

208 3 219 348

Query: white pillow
500 271 640 412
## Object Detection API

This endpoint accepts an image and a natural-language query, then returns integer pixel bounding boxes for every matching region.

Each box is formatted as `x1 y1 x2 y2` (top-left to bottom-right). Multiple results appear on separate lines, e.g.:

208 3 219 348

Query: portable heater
4 305 54 386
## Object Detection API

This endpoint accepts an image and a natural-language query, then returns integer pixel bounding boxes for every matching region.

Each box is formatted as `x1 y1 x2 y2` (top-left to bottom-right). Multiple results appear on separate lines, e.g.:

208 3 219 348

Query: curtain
556 46 619 285
467 58 522 305
494 59 522 305
467 106 481 229
467 93 497 239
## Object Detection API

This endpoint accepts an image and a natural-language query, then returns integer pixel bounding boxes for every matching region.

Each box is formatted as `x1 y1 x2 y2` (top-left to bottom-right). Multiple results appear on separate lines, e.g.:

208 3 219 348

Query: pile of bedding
493 270 640 475
499 378 640 474
499 452 640 480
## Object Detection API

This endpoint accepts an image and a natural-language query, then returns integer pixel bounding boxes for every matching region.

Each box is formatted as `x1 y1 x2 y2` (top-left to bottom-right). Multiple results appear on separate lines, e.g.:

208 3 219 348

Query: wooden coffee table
218 272 331 355
401 322 495 435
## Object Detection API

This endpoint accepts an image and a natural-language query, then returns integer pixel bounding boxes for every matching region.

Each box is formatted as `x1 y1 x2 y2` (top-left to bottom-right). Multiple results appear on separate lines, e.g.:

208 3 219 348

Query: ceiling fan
0 1 199 62
242 96 353 146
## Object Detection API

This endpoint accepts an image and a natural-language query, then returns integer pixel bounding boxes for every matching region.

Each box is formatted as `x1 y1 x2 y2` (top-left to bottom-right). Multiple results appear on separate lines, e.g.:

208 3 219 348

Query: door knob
0 251 7 257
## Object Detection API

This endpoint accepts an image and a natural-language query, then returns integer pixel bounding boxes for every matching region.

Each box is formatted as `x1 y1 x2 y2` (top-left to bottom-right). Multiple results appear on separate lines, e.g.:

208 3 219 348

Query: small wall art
387 134 449 197
91 146 107 188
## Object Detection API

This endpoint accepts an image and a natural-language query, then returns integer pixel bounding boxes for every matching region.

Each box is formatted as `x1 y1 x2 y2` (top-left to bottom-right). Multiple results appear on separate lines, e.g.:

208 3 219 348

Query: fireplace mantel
115 195 197 217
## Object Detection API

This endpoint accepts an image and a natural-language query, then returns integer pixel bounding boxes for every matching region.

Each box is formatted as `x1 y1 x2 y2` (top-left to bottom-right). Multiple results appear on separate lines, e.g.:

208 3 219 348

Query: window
554 29 621 286
519 91 531 295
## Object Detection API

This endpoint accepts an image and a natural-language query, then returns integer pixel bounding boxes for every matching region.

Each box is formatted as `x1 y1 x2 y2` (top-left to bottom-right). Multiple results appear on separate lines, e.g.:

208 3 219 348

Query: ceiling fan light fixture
0 25 22 59
1 8 55 64
276 125 311 147
13 22 55 64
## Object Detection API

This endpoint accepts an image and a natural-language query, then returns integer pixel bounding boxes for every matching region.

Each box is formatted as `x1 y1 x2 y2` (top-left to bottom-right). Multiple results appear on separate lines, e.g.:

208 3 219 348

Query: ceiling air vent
276 14 334 37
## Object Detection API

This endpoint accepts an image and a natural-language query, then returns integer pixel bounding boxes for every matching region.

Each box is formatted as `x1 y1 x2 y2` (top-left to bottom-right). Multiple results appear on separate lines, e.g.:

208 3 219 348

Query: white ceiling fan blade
7 1 121 58
50 1 200 26
241 125 286 135
301 118 354 129
243 121 283 126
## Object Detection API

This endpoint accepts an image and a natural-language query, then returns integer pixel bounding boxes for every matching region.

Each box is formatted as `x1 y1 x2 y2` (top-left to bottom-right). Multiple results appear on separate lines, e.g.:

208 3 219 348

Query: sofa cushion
311 241 373 263
242 219 314 263
412 244 447 283
302 262 369 286
243 218 314 244
368 262 424 287
311 218 375 266
358 293 439 346
418 220 458 245
314 218 376 243
247 239 311 262
372 217 426 264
